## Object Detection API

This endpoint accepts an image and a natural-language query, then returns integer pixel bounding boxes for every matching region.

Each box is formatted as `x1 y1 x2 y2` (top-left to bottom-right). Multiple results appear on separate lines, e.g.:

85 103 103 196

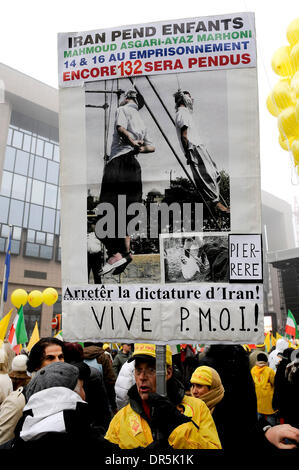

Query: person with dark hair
105 343 221 449
83 342 117 415
26 337 65 374
112 343 132 378
251 352 277 426
64 342 111 430
96 88 155 276
0 338 65 447
197 241 229 282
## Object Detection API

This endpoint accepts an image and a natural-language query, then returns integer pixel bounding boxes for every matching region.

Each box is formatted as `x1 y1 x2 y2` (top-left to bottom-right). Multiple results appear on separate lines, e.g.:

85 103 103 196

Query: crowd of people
0 337 299 456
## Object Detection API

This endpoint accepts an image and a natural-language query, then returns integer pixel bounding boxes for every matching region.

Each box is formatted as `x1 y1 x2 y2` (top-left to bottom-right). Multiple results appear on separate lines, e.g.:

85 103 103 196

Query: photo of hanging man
85 70 231 284
96 88 155 276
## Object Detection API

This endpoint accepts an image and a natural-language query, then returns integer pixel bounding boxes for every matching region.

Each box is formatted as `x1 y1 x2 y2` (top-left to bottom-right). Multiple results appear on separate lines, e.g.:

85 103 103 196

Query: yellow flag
0 309 13 341
264 332 271 352
27 322 40 351
271 334 276 347
276 332 282 341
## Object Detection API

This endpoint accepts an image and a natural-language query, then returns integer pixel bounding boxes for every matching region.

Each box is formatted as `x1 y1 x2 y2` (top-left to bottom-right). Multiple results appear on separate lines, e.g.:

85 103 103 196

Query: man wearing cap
96 89 155 276
105 343 221 449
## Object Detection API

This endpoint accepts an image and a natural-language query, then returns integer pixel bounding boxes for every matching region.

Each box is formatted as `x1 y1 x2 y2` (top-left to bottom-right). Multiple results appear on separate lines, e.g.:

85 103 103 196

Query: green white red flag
285 310 299 339
8 305 28 353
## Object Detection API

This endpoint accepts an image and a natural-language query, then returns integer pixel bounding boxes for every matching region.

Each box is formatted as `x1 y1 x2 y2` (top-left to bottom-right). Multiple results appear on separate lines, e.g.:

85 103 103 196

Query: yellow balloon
42 288 58 306
279 132 294 151
28 290 43 308
287 18 299 46
296 99 299 123
266 93 281 117
291 139 299 166
291 42 299 73
272 79 294 109
291 71 299 99
272 46 294 77
278 106 299 138
11 289 28 309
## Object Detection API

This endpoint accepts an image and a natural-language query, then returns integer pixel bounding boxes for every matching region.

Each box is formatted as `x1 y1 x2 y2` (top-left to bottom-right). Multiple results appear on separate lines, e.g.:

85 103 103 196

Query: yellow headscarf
191 366 225 413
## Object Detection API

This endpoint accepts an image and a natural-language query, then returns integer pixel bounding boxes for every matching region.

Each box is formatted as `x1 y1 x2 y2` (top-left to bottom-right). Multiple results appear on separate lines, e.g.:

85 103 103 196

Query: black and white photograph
160 232 229 284
85 71 231 284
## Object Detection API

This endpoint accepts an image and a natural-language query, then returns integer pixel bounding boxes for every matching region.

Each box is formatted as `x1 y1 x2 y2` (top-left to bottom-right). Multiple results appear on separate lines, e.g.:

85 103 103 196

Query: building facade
0 64 60 337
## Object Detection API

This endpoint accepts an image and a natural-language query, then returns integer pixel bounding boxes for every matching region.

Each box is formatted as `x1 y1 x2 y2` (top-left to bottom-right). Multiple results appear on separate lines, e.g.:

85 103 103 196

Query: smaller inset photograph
160 232 229 284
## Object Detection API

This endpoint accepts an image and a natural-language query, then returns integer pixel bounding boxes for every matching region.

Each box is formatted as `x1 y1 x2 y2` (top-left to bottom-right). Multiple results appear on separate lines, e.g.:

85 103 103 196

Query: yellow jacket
105 394 221 449
251 365 276 415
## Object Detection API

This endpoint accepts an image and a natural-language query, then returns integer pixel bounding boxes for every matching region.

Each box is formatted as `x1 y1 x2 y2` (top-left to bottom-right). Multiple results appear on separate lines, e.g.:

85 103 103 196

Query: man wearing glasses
105 343 221 449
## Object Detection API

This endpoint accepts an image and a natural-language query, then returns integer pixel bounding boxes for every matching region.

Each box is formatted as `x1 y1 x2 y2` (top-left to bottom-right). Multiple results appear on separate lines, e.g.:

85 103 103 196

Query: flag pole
0 260 7 319
0 225 12 319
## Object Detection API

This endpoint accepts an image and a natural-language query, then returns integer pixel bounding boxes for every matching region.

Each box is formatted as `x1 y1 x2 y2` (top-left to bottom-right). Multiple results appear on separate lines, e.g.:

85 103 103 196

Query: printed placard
58 13 256 87
229 234 263 282
58 12 263 344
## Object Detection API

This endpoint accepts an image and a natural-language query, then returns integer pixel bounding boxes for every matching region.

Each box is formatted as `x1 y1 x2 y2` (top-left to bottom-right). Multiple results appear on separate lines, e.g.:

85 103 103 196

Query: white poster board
58 12 263 344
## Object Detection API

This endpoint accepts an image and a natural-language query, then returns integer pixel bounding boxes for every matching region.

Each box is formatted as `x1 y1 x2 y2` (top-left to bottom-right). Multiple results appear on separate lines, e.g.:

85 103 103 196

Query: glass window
42 207 55 233
4 147 16 172
15 150 29 176
28 204 43 230
44 184 57 208
13 227 22 240
27 230 35 242
12 130 23 149
8 199 24 226
36 232 45 244
1 225 10 237
40 245 53 259
26 178 32 202
0 238 5 252
1 171 13 197
23 203 29 228
36 139 44 156
31 180 45 205
31 136 36 154
53 145 60 162
11 174 26 200
11 240 20 255
33 156 47 181
28 155 34 177
25 242 39 257
44 142 53 159
47 161 59 185
47 233 54 246
23 134 31 152
0 197 9 223
7 128 12 146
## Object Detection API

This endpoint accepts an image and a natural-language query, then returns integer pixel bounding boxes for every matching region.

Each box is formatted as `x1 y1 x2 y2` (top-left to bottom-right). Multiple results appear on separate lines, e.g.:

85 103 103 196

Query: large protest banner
58 12 264 344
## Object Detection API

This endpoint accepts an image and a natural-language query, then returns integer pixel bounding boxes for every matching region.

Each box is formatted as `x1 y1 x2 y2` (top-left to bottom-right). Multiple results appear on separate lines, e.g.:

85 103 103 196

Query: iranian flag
8 306 28 353
285 310 299 339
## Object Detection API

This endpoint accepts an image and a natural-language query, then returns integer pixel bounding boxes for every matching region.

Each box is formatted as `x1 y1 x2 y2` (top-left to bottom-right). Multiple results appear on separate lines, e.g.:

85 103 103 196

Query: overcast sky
1 0 298 215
